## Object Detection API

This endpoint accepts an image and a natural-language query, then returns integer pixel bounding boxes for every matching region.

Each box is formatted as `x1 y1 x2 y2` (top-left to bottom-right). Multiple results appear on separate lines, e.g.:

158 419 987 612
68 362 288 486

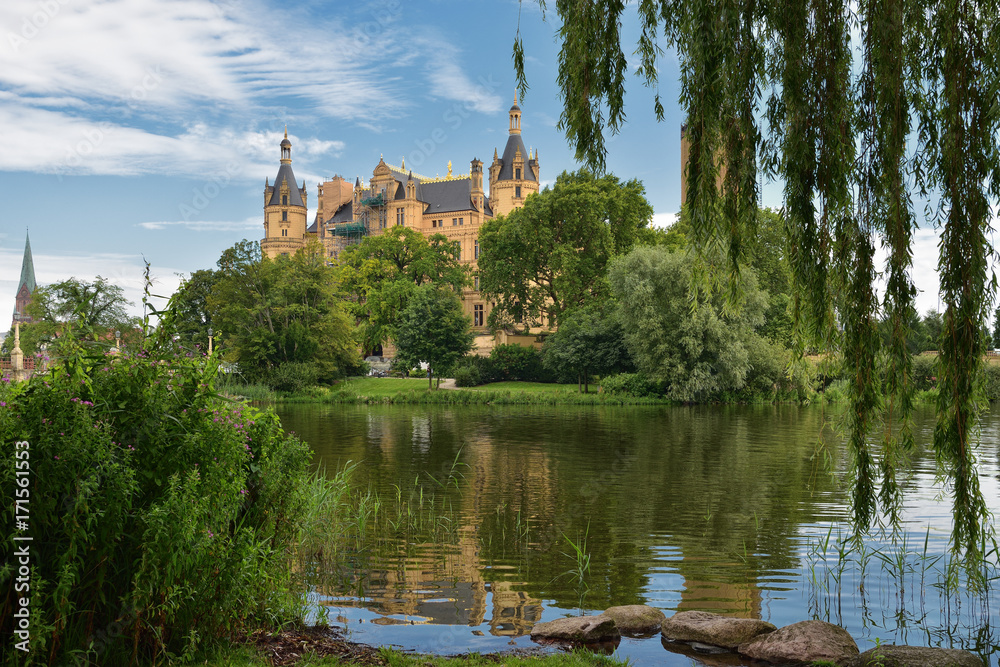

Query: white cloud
0 0 399 119
0 248 185 326
424 46 504 114
652 212 678 228
137 217 260 232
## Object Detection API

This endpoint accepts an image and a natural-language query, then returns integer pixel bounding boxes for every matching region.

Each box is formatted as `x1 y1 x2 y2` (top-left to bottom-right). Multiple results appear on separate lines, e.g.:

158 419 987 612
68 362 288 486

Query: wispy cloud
137 217 260 232
0 0 489 178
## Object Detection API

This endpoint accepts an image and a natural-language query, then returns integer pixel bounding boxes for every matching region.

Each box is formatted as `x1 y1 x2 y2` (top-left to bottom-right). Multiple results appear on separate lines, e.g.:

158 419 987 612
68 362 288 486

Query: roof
496 133 537 182
329 201 354 223
418 178 478 215
17 232 36 295
267 163 305 207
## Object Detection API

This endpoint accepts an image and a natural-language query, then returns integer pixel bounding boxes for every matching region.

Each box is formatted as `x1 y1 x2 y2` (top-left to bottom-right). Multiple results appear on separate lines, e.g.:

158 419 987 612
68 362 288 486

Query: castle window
282 194 287 205
474 304 484 327
474 240 479 259
459 217 464 225
515 168 521 180
379 209 386 229
452 218 458 226
282 210 287 221
281 229 287 237
474 276 480 290
396 208 404 226
515 186 521 198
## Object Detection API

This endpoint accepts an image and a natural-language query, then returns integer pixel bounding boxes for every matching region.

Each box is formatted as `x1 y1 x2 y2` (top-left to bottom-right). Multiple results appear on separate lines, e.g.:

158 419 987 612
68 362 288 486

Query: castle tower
470 158 484 211
261 129 310 258
488 93 539 217
12 231 36 327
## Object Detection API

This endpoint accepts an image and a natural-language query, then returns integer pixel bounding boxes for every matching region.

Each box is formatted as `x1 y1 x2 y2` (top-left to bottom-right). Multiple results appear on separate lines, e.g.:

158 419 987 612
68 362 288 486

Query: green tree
478 170 654 331
3 276 138 356
609 246 766 402
515 0 998 555
171 268 219 353
992 307 1000 350
210 240 356 383
338 226 467 353
541 304 633 392
667 207 793 346
393 284 474 389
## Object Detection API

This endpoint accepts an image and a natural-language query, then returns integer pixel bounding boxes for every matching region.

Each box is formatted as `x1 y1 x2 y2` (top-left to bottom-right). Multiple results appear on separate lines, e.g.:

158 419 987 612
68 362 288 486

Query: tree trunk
578 372 582 393
428 365 433 390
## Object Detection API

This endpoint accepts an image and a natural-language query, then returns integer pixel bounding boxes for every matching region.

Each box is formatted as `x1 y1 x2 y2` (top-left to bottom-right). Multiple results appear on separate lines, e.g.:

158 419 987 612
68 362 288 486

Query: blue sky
0 0 951 335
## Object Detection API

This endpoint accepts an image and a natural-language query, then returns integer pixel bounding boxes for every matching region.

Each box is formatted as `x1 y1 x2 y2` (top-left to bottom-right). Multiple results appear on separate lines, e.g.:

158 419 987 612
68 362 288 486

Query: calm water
276 402 1000 665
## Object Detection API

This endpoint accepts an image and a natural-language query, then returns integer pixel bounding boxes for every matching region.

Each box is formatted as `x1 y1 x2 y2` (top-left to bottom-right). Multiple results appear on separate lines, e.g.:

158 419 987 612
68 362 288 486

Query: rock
849 644 983 667
529 614 621 644
738 620 859 666
603 605 666 636
660 610 776 649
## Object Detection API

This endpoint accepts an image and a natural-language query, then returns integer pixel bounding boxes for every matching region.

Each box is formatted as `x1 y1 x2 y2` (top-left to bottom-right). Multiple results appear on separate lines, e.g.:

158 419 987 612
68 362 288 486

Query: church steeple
13 231 36 325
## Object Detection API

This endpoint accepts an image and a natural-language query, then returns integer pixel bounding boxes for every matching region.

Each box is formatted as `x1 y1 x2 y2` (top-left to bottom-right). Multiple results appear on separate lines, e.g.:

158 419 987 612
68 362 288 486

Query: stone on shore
849 644 983 667
603 605 666 636
529 614 621 644
738 620 859 666
660 610 776 649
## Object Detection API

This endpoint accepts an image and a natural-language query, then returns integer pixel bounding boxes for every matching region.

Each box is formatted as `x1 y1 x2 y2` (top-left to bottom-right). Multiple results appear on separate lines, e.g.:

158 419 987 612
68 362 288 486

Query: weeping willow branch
516 0 1000 561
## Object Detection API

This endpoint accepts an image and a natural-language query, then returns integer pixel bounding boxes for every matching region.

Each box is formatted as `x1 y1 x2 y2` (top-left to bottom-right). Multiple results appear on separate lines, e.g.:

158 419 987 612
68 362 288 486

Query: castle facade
260 98 540 344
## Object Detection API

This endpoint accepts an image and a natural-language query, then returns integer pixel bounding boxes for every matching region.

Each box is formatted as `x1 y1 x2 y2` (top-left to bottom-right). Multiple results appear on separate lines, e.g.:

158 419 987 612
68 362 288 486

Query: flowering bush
0 343 311 665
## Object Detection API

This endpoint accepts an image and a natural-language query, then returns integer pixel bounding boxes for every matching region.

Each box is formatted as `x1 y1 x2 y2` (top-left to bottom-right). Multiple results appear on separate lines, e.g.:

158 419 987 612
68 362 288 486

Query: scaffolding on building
326 189 386 248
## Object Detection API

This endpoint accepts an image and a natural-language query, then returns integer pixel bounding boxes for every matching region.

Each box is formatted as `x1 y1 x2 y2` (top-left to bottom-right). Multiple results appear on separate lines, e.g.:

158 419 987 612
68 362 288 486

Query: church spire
13 231 36 325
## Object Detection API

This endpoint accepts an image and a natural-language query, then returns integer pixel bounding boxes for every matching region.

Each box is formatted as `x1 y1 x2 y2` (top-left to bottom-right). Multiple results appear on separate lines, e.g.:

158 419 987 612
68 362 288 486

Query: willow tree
515 0 1000 559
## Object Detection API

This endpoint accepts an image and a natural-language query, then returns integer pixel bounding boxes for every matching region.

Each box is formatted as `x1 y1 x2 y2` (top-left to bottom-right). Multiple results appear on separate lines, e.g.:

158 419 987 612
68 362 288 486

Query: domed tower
488 92 539 217
261 128 309 258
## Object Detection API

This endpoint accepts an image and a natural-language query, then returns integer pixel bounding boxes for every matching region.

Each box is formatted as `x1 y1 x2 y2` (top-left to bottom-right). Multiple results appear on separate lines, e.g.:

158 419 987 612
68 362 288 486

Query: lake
275 401 1000 665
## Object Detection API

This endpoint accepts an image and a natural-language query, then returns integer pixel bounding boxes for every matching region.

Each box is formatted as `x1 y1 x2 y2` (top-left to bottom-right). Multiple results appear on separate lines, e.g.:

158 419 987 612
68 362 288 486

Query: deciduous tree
210 240 356 382
609 246 766 402
478 170 653 331
515 0 1000 556
392 284 474 389
338 227 467 353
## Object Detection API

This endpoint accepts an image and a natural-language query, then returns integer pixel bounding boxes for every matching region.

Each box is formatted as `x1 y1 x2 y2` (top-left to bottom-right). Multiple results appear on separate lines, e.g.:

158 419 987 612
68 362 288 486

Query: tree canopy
392 284 474 389
338 226 467 353
478 169 653 331
3 277 139 356
541 304 632 392
516 0 1000 558
210 240 357 382
609 246 767 402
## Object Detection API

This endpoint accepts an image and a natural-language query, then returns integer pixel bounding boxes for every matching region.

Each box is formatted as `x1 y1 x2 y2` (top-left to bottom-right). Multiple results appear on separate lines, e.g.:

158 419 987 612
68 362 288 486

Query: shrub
489 344 555 382
0 343 312 665
262 361 320 392
600 372 663 397
983 362 1000 401
912 353 939 391
453 365 482 387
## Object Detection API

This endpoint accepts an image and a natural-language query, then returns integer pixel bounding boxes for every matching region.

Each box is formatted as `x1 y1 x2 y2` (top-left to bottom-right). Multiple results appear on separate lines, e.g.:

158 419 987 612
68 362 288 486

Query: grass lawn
339 376 435 396
469 381 593 393
338 377 588 396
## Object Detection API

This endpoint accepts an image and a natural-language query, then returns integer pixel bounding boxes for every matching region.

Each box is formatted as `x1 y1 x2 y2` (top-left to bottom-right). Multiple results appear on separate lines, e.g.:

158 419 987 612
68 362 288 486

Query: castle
260 97 539 347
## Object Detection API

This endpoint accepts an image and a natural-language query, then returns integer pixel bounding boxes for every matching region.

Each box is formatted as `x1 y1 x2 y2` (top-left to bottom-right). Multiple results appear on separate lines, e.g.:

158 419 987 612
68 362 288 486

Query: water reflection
278 403 1000 664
